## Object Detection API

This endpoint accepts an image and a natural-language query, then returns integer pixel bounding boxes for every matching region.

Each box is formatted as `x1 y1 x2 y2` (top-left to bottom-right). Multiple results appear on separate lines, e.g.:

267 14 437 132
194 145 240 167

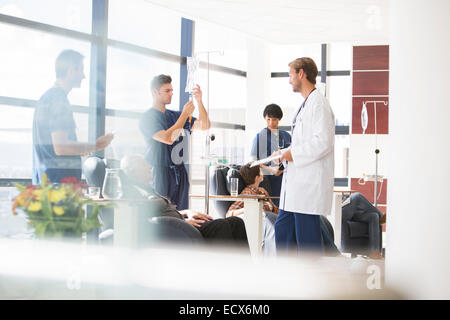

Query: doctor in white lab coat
274 57 335 254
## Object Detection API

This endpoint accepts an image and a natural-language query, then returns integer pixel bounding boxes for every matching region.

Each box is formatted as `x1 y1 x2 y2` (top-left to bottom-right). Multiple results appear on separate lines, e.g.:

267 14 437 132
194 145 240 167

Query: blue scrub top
250 128 291 163
139 108 196 167
139 108 196 209
32 87 81 185
250 128 291 206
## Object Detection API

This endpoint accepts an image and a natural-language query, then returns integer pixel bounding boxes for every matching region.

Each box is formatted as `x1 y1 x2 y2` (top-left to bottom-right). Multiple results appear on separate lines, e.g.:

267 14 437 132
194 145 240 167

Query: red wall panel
350 178 387 205
352 97 389 134
353 45 389 70
352 71 389 96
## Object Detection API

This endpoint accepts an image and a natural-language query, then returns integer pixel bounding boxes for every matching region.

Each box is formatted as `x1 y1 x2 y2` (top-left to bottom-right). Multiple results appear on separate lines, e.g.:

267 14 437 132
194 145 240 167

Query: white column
386 0 450 299
245 38 271 163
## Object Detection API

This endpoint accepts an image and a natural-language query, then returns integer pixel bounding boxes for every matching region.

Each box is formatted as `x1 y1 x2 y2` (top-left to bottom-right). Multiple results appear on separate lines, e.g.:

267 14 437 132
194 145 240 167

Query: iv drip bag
361 102 368 134
185 56 199 93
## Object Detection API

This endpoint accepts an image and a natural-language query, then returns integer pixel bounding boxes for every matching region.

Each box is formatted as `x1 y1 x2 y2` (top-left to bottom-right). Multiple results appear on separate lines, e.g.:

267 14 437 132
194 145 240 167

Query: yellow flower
17 195 26 207
32 190 42 201
28 201 42 212
48 189 66 203
53 206 64 216
42 173 48 186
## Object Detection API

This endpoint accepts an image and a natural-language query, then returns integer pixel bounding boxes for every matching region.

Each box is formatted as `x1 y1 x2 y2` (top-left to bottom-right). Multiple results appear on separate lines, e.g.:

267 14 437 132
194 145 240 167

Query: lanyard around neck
291 88 316 133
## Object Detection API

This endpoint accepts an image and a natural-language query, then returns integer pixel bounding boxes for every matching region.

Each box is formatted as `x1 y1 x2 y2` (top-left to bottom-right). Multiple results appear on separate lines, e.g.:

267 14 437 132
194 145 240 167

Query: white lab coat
279 89 335 216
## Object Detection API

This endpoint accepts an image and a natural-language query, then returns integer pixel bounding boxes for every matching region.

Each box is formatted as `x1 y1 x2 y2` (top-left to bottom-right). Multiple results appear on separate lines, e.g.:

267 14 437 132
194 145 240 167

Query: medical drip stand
364 100 388 207
193 50 224 215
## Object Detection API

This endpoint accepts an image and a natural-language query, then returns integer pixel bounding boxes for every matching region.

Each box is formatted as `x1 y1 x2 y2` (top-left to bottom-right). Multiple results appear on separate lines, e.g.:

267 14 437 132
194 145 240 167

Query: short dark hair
55 49 84 79
288 57 318 85
239 163 261 185
263 104 283 120
151 74 172 91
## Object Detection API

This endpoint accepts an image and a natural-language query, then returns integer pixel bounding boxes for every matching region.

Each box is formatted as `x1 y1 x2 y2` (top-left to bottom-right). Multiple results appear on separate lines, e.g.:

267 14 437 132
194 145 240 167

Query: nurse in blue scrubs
250 104 291 206
139 74 210 210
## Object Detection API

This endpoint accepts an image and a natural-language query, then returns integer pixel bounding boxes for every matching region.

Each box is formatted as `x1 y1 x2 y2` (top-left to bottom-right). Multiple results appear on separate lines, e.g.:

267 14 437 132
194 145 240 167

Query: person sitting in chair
120 154 249 248
342 192 386 259
226 163 340 256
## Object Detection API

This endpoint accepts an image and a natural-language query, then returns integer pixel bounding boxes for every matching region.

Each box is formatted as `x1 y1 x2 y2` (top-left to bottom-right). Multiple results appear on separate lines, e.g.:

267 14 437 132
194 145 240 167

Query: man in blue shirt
139 75 210 210
32 49 114 185
250 104 291 207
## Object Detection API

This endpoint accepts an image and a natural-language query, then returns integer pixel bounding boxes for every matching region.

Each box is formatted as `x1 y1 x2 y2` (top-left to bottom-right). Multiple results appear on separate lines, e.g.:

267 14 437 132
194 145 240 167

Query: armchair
82 156 204 246
340 193 383 256
209 165 271 218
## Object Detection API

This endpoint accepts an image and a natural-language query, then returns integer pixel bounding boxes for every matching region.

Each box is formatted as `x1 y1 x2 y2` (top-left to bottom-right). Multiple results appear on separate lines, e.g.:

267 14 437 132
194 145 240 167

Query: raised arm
152 101 195 145
191 85 211 131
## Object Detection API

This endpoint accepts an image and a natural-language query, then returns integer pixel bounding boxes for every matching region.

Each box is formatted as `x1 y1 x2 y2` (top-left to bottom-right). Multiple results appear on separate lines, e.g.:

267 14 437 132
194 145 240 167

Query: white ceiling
144 0 389 44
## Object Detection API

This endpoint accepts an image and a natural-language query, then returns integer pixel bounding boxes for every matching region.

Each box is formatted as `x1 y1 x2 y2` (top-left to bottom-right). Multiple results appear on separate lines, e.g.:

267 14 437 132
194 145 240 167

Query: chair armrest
149 216 204 243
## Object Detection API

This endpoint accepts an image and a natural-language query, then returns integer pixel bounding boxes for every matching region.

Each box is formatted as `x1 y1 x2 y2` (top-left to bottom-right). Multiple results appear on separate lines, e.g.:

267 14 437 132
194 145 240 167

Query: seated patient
120 155 249 249
342 192 386 259
227 163 340 256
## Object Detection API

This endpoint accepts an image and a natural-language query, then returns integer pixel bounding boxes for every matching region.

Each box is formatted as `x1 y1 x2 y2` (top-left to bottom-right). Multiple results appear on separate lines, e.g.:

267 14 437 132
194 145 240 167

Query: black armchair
209 165 335 245
340 193 383 256
82 156 204 246
209 165 272 218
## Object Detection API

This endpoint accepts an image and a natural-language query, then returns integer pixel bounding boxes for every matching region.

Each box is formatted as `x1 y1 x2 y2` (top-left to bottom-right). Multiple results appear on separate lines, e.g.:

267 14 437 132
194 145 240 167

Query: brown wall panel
352 71 389 96
350 178 387 205
352 97 389 134
353 45 389 70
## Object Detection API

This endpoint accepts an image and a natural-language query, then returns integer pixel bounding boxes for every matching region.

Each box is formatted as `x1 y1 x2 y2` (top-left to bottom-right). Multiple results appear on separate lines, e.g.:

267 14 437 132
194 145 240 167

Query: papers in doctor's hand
250 154 282 167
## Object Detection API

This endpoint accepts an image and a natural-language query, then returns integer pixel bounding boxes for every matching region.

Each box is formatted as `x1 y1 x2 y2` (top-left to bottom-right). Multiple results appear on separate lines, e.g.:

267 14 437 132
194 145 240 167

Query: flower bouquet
12 174 110 239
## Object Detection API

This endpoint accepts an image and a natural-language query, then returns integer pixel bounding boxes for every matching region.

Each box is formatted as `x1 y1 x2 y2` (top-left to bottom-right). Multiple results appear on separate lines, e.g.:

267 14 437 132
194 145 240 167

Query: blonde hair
288 57 318 84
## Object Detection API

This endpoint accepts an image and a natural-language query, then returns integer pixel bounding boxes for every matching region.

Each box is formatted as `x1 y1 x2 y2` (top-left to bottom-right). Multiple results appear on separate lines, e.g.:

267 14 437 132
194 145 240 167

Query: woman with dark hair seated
250 104 291 207
226 163 340 256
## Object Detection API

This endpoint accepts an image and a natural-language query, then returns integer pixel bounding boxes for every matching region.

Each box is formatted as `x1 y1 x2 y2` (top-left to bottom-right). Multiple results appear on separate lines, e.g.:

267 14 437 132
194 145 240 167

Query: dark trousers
198 216 249 250
320 216 340 256
274 209 322 254
152 165 190 210
343 192 383 252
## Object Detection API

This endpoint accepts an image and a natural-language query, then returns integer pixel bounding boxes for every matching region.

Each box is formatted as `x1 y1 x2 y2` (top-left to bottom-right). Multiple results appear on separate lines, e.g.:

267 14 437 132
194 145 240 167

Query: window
327 76 352 126
194 70 247 124
328 43 352 71
0 106 33 178
334 135 350 178
106 47 180 111
0 0 92 33
108 0 181 56
0 22 91 106
105 116 146 161
195 19 247 71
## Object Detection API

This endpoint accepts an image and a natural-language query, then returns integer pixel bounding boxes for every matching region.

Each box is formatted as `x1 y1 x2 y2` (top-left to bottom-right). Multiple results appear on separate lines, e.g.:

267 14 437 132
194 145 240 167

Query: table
93 198 160 248
329 189 355 249
192 190 355 256
96 189 354 253
190 194 268 257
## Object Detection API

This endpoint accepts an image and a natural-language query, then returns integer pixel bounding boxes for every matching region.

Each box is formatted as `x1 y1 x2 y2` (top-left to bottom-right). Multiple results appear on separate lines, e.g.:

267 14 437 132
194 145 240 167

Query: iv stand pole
194 50 223 215
364 100 388 207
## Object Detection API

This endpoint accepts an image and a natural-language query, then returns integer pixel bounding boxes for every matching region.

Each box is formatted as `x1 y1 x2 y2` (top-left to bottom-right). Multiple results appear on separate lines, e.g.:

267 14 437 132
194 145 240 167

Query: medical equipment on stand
361 100 388 207
186 51 224 215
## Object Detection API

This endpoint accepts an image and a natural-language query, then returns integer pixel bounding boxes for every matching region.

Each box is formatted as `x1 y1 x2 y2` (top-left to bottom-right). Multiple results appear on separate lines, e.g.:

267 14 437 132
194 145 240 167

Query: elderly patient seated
120 155 249 249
